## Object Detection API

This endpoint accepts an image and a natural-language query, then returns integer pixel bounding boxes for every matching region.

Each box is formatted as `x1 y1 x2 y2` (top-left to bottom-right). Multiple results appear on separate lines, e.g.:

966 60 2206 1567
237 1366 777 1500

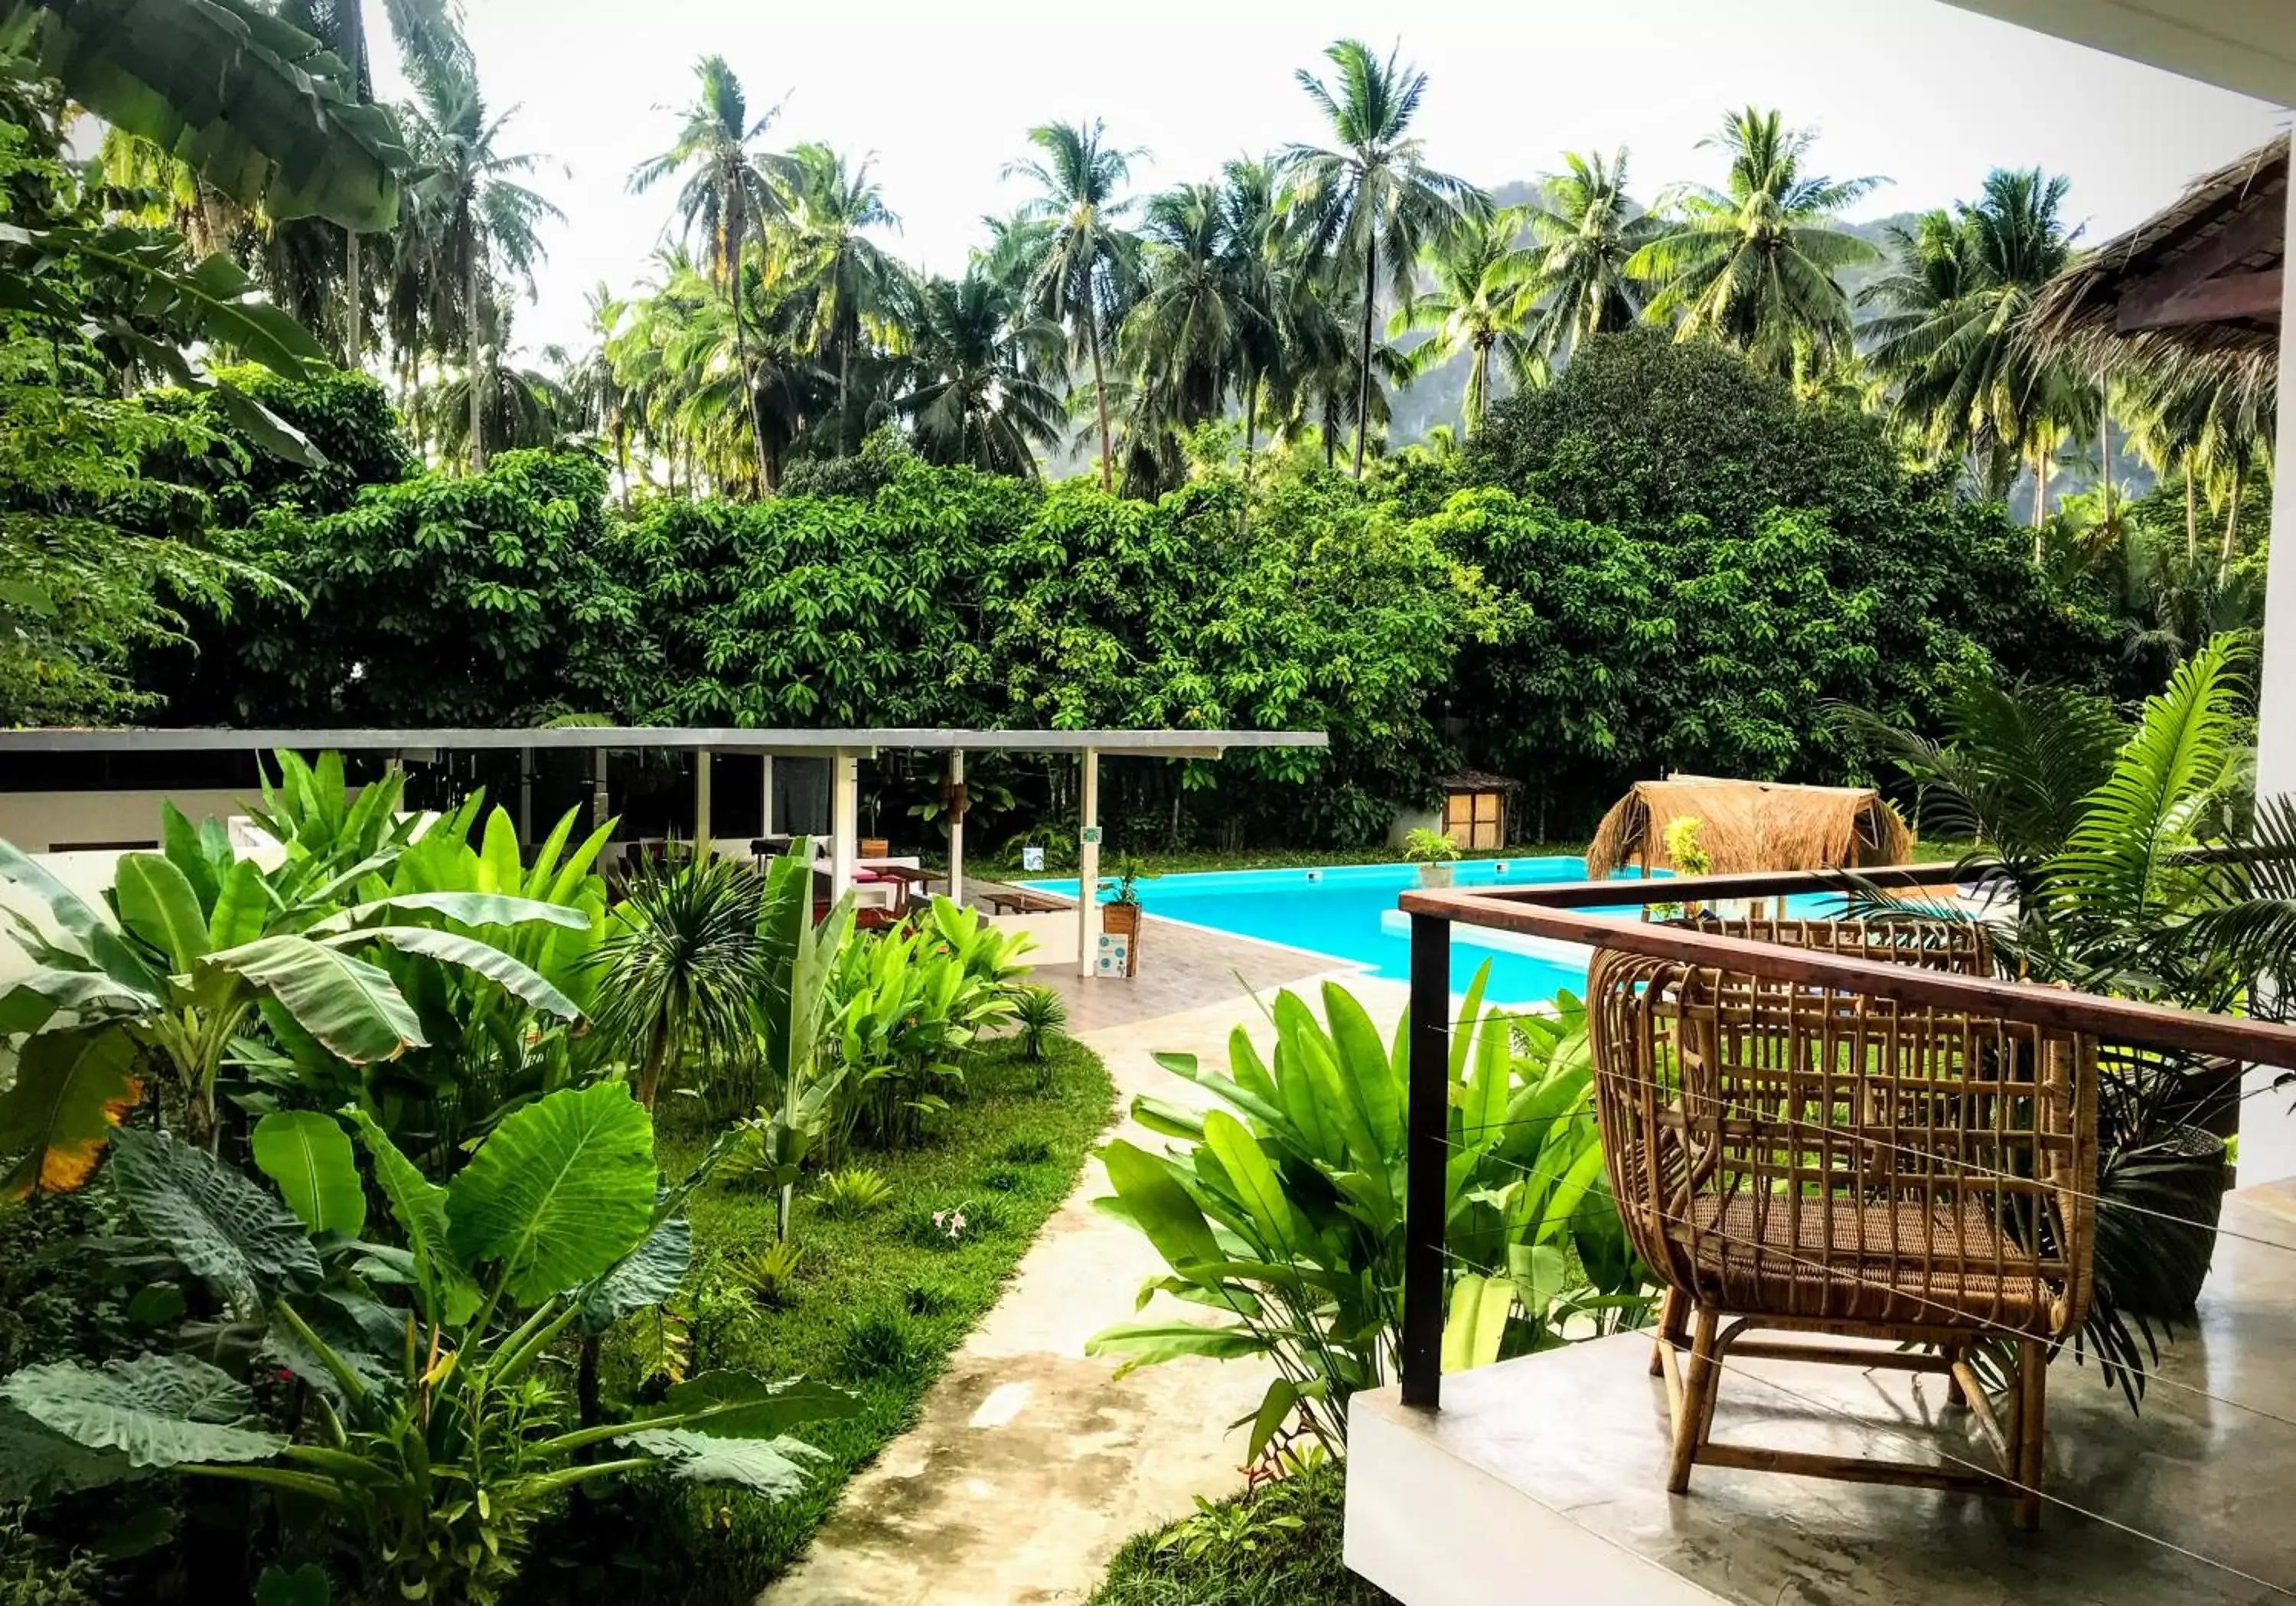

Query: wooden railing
1394 865 2296 1412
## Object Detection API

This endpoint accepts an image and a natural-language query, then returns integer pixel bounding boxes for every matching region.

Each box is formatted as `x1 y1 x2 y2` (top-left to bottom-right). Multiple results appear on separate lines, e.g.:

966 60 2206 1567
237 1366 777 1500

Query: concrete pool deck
762 918 1406 1606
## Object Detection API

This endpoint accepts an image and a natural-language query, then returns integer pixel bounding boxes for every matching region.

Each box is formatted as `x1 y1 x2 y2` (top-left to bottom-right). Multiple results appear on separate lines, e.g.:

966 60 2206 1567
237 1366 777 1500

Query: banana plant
1087 969 1644 1453
734 842 854 1241
0 1084 854 1605
266 792 618 1172
0 752 586 1188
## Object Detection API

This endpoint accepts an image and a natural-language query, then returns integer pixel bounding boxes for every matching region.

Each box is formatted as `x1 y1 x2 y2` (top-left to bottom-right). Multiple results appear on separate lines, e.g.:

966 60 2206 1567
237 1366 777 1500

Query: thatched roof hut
1583 775 1913 881
2028 133 2284 406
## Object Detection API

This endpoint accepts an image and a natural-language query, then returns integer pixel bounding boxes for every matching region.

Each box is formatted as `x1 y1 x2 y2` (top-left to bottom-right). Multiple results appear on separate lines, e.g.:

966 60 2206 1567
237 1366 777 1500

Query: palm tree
1525 148 1663 365
1214 156 1295 479
631 55 792 491
566 282 634 509
1630 107 1883 382
402 66 562 472
775 142 906 443
279 0 469 364
1390 204 1542 433
1862 169 2083 502
1120 181 1277 463
1285 38 1485 478
901 269 1067 476
1003 119 1143 491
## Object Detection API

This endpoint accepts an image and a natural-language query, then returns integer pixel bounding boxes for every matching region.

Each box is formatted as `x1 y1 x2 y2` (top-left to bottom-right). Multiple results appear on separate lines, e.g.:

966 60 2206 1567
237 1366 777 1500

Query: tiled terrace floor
1349 1183 2296 1606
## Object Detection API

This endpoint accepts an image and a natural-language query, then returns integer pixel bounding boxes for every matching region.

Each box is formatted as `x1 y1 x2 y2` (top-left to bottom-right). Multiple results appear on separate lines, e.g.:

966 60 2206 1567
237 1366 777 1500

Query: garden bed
1088 1461 1395 1606
516 1033 1116 1604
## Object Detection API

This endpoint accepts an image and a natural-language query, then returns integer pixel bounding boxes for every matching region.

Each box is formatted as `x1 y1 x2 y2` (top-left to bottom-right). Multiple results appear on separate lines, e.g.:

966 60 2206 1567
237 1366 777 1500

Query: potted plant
1403 827 1462 888
1099 858 1145 974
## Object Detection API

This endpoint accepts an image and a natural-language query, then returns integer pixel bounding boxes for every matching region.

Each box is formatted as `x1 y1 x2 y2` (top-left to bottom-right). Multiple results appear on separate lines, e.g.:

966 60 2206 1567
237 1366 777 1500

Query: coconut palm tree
401 66 562 472
901 269 1068 476
1525 148 1663 364
1120 181 1277 449
775 142 907 445
1862 169 2083 503
631 55 793 491
1285 38 1485 478
1630 107 1882 382
1003 119 1143 492
279 0 469 363
1214 155 1297 478
1390 204 1542 433
565 282 634 508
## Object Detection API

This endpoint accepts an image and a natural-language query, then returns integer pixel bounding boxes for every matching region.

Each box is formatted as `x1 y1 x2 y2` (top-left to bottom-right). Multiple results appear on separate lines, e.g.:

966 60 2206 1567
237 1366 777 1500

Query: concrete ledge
1344 1380 1718 1604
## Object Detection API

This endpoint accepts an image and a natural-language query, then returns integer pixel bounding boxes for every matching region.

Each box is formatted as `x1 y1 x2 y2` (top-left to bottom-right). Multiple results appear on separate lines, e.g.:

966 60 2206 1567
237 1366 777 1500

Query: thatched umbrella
1583 775 1913 881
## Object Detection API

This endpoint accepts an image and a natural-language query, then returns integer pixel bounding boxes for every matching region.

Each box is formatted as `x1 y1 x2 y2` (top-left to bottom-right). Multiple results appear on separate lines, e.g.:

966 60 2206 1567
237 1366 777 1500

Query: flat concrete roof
0 726 1327 760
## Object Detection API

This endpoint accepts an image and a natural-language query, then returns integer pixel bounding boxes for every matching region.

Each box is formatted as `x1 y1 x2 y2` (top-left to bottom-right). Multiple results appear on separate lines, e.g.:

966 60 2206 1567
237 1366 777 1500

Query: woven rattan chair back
1585 916 2100 1524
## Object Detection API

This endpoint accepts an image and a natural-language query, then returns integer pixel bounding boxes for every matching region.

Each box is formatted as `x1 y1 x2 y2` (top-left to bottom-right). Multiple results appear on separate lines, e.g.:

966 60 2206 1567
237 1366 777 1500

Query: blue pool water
1026 858 1842 1007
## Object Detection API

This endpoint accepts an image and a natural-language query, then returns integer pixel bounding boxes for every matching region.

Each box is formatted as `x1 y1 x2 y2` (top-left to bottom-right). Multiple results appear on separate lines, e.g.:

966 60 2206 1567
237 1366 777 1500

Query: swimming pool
1023 858 1637 1005
1026 858 1844 1007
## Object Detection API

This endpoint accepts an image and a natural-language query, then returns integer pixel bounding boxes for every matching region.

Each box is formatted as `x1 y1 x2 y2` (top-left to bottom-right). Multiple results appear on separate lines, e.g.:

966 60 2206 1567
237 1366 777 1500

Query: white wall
0 789 259 854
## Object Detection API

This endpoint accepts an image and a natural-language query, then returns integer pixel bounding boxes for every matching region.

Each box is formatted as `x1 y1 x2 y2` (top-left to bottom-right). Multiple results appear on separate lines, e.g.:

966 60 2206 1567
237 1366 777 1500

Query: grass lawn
1088 1461 1396 1606
516 1033 1117 1605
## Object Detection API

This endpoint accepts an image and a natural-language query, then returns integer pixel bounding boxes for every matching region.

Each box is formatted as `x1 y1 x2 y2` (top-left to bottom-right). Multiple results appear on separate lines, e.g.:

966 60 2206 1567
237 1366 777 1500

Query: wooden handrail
1400 867 2296 1070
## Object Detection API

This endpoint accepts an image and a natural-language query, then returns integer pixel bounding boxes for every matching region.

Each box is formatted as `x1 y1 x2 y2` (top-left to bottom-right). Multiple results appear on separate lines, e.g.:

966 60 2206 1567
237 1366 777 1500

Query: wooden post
947 747 966 906
693 746 713 855
1078 746 1101 980
1401 912 1451 1409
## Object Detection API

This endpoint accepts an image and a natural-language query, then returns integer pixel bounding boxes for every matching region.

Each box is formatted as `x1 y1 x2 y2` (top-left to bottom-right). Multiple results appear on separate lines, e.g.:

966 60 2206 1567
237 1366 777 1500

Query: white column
830 752 859 905
760 756 775 838
2241 172 2296 1183
518 746 533 847
592 750 609 831
947 748 966 908
1078 746 1101 979
693 747 713 855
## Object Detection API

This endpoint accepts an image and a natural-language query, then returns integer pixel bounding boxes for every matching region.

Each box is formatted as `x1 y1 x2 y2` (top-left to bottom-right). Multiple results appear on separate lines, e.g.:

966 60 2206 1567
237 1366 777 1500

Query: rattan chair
1587 918 2099 1529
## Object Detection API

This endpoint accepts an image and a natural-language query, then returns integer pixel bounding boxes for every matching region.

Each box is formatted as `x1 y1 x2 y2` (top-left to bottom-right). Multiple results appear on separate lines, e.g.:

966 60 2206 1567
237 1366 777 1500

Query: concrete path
764 919 1404 1606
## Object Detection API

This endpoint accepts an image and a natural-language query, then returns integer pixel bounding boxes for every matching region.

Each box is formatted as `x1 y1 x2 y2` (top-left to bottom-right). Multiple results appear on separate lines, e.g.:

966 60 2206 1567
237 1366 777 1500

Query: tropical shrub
1088 972 1643 1453
0 1085 855 1604
1839 632 2296 1402
0 752 585 1172
824 899 1026 1149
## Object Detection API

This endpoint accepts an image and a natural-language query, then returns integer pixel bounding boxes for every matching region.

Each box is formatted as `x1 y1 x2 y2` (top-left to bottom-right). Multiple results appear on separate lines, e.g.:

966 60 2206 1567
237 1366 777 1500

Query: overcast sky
371 0 2289 358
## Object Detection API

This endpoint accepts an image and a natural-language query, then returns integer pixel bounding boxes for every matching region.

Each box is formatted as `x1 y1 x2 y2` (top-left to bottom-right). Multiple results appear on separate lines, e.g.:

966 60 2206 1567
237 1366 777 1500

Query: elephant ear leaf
343 1108 478 1325
650 1372 858 1438
0 1028 141 1200
579 1214 690 1330
0 1354 288 1468
446 1082 655 1301
250 1111 365 1236
113 854 209 972
109 1128 321 1308
0 1403 144 1500
612 1427 827 1496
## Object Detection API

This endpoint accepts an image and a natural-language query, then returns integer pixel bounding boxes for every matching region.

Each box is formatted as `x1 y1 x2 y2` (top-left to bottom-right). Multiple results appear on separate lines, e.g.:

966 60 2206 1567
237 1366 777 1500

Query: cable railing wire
1437 1135 2296 1438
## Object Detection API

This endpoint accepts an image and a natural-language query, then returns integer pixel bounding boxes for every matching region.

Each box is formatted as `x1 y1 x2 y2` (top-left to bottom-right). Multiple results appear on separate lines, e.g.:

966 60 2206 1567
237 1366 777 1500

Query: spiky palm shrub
592 846 765 1110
